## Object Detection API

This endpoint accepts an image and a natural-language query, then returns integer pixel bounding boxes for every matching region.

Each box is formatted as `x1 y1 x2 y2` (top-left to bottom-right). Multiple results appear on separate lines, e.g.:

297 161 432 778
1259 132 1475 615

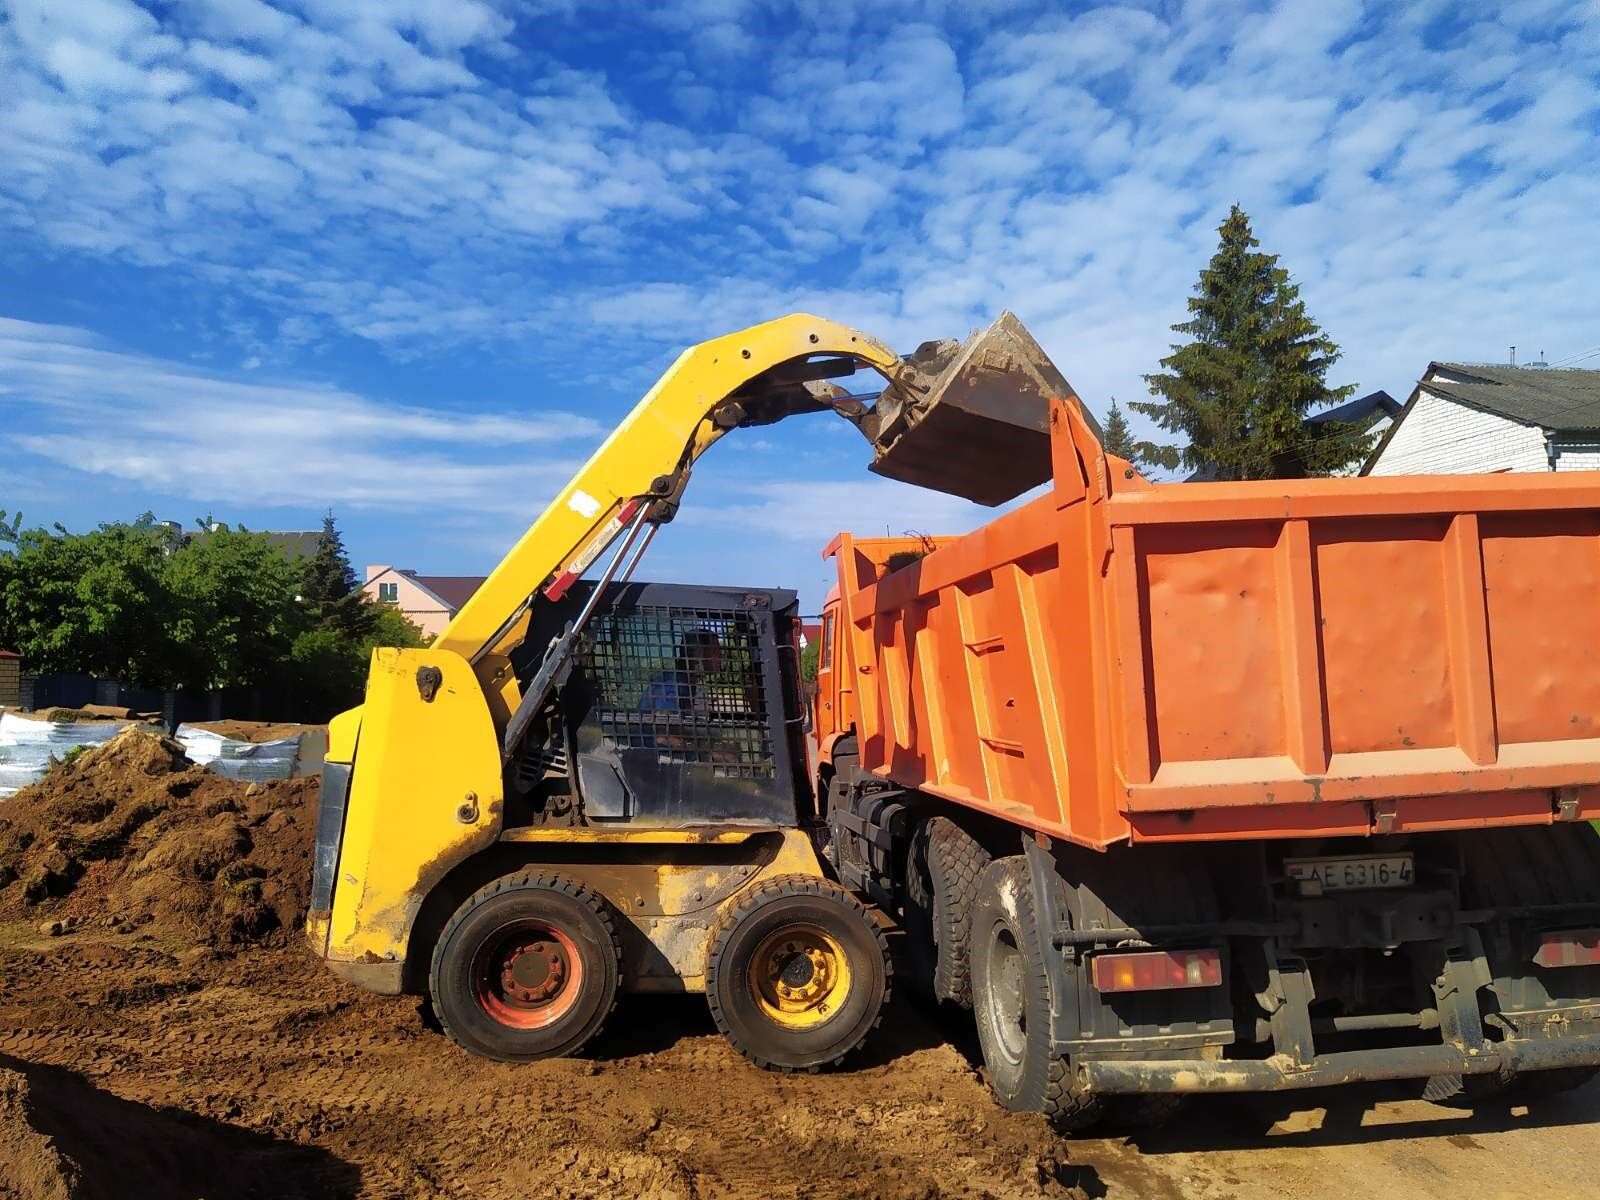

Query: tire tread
705 873 891 1073
427 870 620 1061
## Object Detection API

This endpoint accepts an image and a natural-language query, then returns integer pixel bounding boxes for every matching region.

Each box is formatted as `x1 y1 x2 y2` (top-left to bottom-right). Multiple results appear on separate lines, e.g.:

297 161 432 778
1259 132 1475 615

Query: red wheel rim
473 922 584 1030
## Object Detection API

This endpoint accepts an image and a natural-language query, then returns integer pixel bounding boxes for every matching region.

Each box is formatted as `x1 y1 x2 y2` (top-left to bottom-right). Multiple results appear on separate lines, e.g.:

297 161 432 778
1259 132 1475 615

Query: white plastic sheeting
174 726 302 783
0 713 132 798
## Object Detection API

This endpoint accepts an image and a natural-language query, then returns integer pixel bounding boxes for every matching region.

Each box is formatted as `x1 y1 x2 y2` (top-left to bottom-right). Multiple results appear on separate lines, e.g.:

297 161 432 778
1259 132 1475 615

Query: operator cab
508 581 810 830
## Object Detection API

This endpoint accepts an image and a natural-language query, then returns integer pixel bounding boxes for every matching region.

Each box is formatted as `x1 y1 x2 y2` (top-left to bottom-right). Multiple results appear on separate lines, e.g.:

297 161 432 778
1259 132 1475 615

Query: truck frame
814 393 1600 1127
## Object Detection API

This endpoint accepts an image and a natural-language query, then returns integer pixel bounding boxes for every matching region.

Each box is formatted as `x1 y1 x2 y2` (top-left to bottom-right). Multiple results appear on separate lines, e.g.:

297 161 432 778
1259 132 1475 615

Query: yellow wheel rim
747 924 852 1030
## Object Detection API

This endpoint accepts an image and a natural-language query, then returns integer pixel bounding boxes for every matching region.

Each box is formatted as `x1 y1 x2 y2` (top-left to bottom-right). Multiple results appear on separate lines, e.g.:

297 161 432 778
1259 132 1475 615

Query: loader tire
429 871 620 1063
903 816 989 1009
706 874 891 1072
971 857 1102 1134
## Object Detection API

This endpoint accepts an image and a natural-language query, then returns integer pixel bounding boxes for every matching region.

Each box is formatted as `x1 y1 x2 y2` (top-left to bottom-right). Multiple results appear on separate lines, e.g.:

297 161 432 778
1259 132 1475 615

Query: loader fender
324 646 506 987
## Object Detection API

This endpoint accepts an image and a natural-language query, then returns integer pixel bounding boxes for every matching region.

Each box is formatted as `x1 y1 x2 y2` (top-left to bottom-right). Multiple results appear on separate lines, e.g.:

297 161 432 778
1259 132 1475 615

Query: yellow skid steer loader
306 311 1064 1068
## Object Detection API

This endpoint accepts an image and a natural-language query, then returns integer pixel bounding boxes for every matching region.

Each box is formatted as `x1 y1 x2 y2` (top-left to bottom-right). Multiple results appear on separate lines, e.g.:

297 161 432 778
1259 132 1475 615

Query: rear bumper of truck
1078 1025 1600 1093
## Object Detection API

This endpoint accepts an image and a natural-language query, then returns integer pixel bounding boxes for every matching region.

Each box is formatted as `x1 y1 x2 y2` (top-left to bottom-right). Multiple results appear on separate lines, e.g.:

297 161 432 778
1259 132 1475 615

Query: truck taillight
1090 949 1222 993
1533 930 1600 968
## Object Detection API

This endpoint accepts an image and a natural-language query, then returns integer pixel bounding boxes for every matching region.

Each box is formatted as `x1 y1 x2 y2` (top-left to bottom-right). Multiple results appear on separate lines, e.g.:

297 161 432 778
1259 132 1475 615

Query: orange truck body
820 396 1600 848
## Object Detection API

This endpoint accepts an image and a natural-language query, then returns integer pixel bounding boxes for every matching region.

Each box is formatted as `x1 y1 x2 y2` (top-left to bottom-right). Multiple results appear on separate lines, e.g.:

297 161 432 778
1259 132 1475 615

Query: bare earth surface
2 730 1598 1199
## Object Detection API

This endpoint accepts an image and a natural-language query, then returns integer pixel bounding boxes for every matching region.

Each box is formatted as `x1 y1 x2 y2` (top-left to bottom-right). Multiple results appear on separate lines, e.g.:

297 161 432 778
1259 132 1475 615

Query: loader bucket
862 311 1086 507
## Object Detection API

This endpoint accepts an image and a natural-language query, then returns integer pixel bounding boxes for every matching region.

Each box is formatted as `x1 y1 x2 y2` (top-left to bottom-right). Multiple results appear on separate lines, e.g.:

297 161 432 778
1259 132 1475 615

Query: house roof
1420 363 1600 431
263 531 322 559
408 575 486 610
1305 389 1401 426
184 527 322 558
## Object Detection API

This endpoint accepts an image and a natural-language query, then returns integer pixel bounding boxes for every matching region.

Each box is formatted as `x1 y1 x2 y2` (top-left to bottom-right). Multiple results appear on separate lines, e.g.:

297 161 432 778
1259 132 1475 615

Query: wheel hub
748 926 852 1028
500 939 568 1004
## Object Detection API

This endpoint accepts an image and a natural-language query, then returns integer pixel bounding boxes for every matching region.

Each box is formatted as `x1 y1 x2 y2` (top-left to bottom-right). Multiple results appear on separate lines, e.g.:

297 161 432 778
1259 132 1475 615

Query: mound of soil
0 727 317 949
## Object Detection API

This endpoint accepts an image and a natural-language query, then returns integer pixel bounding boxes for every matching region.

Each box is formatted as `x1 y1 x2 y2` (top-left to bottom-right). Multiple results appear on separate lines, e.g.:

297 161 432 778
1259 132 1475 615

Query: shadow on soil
1118 1076 1600 1154
587 986 963 1068
2 1053 361 1200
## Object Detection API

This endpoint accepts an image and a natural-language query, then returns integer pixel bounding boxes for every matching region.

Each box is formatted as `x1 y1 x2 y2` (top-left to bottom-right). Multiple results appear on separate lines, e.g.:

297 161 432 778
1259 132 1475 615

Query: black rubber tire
1513 1066 1598 1100
706 874 891 1072
428 871 620 1063
1426 824 1600 1105
903 816 990 1009
824 749 863 881
970 857 1102 1134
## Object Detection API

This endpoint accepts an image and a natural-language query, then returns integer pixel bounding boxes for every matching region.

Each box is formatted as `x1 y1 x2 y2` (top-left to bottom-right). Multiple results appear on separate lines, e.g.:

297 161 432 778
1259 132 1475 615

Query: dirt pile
0 726 317 949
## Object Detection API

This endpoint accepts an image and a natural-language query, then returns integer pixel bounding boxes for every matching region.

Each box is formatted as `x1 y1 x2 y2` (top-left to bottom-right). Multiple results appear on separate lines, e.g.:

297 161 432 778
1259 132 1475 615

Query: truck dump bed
828 397 1600 848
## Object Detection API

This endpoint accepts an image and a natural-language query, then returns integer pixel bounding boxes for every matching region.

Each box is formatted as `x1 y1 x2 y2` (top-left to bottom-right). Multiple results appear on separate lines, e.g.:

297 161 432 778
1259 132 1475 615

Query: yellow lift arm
440 314 901 738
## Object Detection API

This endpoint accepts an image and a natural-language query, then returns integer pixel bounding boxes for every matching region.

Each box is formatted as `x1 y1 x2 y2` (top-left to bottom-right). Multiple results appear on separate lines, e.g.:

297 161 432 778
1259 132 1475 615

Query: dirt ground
2 731 1598 1200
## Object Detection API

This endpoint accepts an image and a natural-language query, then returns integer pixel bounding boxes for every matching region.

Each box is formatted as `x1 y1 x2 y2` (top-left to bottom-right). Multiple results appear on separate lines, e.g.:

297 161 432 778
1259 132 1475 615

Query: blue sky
3 0 1598 611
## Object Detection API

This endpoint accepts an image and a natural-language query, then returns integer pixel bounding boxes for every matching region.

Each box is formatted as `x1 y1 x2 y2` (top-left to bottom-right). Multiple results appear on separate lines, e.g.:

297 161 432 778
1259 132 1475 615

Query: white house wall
1368 388 1548 476
1552 446 1600 471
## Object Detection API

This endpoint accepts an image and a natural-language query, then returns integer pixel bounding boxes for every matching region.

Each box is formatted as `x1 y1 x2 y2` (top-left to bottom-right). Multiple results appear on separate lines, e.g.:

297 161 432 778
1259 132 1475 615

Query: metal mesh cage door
569 584 798 827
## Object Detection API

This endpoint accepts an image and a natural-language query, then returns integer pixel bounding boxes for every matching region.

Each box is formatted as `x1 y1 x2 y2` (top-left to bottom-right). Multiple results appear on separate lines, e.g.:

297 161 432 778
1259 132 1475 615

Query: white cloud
0 317 602 515
1 0 1599 474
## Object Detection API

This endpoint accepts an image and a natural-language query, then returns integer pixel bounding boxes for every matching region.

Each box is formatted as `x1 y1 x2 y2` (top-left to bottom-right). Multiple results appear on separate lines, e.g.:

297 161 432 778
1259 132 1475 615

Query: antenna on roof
1509 345 1516 366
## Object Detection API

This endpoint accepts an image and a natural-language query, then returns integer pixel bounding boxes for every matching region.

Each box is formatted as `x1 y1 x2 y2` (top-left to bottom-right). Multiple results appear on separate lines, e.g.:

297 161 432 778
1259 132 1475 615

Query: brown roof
410 575 487 611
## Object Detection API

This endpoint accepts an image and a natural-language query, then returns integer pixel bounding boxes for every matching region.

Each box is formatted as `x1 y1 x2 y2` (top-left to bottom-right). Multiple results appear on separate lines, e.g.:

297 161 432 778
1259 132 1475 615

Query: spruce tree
1097 397 1171 472
1101 398 1138 460
1132 205 1369 480
300 512 376 640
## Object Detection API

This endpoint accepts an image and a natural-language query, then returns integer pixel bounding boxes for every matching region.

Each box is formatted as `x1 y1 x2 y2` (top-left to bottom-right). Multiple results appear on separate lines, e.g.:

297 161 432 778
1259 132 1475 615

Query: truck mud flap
1076 1033 1600 1094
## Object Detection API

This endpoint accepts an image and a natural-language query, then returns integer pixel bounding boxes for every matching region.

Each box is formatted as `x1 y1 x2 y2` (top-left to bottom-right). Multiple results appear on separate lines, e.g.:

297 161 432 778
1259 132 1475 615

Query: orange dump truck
813 394 1600 1130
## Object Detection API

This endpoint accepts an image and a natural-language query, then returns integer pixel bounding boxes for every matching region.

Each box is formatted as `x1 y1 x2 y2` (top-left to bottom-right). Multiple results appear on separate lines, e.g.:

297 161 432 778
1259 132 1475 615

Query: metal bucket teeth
864 311 1079 507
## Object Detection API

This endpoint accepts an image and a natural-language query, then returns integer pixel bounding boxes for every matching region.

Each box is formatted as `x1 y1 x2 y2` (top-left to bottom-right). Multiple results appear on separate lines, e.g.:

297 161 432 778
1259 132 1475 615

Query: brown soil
3 709 138 724
186 720 315 743
0 727 316 949
0 727 1081 1200
5 731 1598 1199
0 942 1080 1200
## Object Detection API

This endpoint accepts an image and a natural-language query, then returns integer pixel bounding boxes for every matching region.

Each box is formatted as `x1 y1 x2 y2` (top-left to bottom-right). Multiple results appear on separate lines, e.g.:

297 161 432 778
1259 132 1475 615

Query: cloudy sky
3 0 1597 609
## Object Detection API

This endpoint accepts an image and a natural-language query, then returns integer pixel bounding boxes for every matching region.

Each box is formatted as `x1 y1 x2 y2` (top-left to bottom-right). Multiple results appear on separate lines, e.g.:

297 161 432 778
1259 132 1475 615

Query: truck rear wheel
429 872 620 1062
903 816 990 1008
1426 823 1600 1106
706 874 891 1072
971 857 1102 1133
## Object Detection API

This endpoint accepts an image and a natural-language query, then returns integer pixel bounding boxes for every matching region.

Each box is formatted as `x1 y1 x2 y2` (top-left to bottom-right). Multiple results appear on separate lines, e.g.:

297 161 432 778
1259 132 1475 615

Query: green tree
0 517 174 683
300 512 375 641
1 509 435 719
1101 399 1137 459
1131 205 1370 480
164 523 307 691
289 599 427 718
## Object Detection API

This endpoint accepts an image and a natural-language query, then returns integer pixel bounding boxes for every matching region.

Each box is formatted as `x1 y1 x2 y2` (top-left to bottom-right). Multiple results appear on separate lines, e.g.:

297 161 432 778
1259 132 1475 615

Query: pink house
363 566 487 640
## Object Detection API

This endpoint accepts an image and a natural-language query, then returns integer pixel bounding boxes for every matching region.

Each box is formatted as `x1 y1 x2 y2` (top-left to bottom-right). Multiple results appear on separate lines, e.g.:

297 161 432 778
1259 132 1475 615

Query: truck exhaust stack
857 310 1076 507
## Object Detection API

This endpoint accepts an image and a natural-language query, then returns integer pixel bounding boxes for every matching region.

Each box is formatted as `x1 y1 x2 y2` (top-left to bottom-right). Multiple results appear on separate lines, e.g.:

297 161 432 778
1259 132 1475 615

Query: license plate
1284 853 1414 893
